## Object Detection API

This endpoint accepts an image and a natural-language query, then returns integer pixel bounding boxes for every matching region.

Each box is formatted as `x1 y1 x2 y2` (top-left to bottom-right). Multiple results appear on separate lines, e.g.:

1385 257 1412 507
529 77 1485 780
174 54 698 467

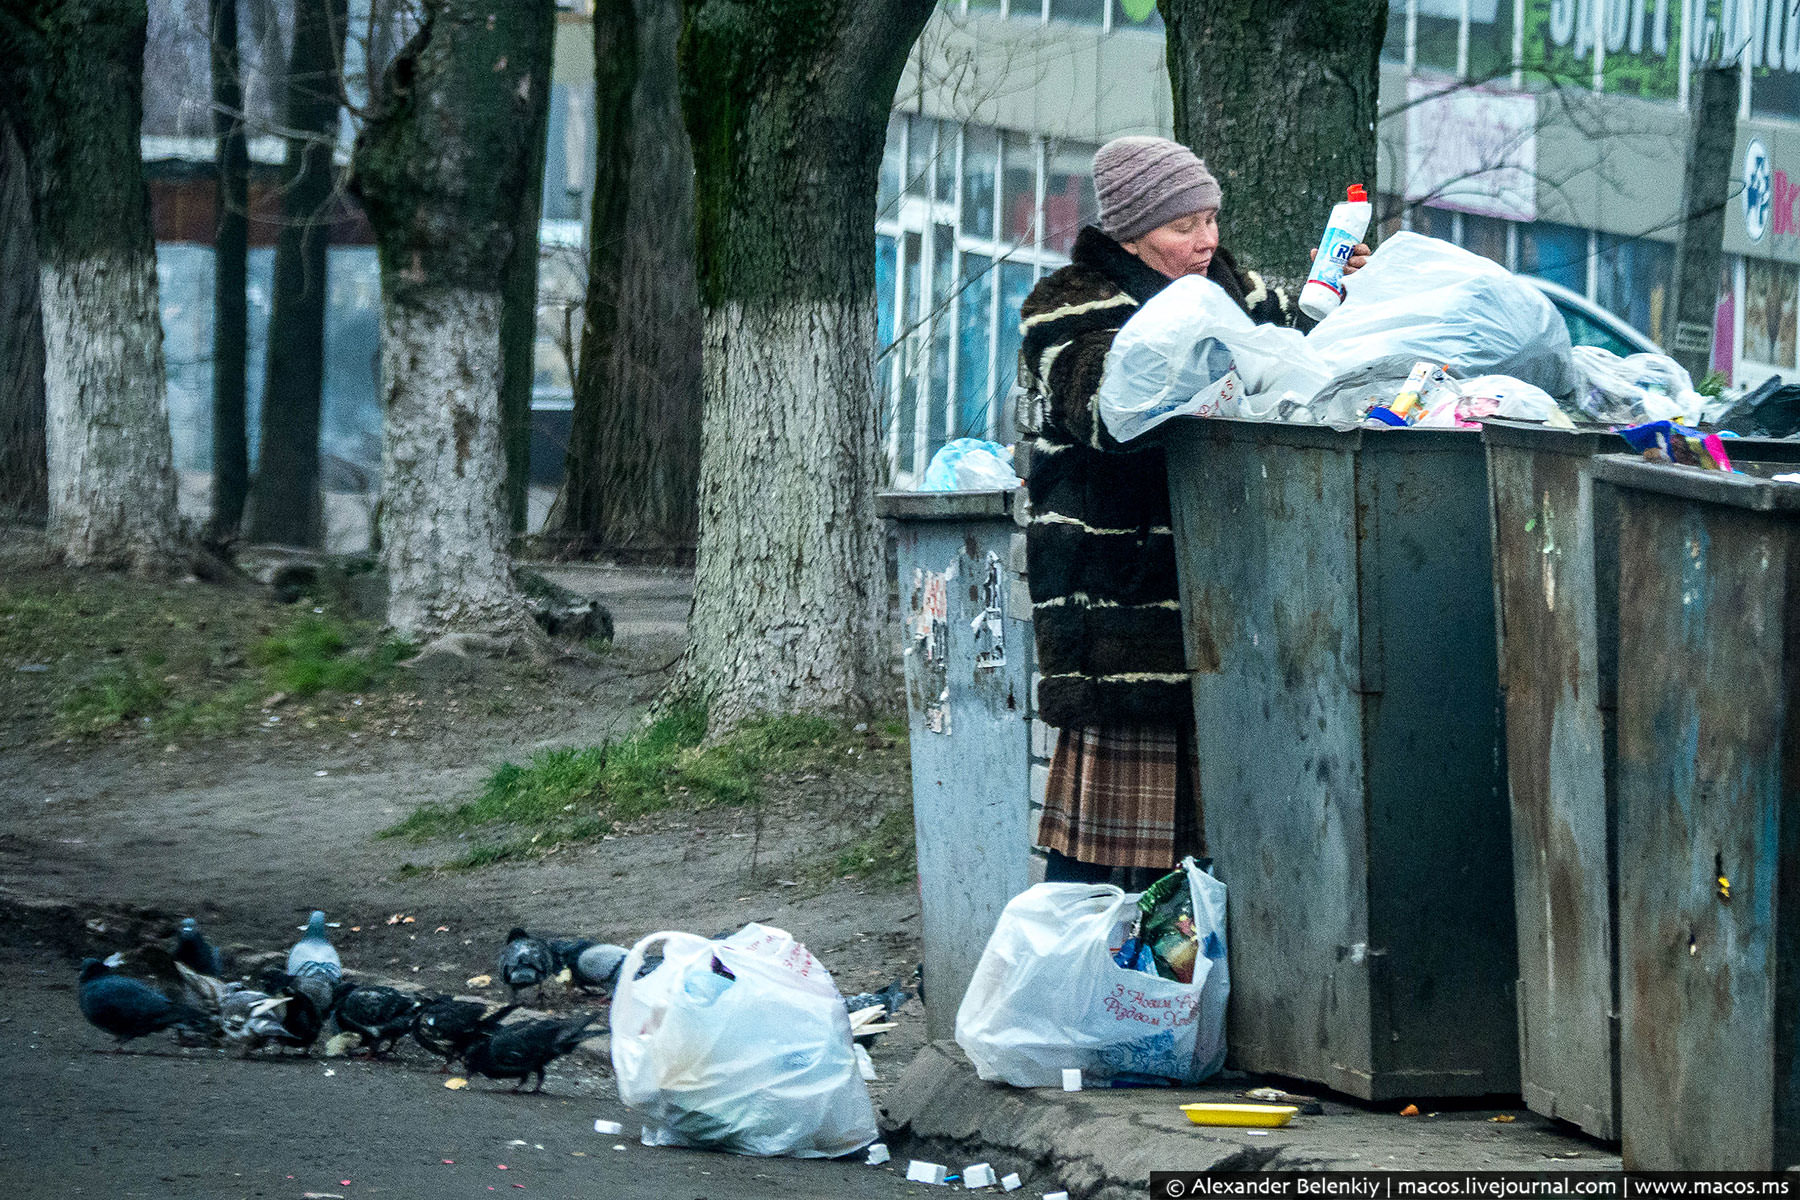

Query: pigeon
334 985 423 1056
77 959 214 1048
286 911 341 979
498 928 553 1001
174 961 248 1015
253 968 330 1052
571 943 629 992
412 999 518 1071
463 1010 601 1093
174 918 225 978
546 937 595 974
217 990 302 1055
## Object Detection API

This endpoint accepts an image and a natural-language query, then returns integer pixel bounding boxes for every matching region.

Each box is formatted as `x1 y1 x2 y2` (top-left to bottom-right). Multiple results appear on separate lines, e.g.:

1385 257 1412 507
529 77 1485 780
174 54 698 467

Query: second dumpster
1164 418 1517 1101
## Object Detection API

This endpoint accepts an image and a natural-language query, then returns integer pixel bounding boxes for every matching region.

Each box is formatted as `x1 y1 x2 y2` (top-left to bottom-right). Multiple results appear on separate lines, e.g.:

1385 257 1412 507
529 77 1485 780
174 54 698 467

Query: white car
1525 277 1665 357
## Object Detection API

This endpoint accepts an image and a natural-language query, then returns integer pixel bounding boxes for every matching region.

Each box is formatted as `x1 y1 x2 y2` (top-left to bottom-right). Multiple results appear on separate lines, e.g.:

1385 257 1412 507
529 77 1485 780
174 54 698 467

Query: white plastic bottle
1299 184 1372 321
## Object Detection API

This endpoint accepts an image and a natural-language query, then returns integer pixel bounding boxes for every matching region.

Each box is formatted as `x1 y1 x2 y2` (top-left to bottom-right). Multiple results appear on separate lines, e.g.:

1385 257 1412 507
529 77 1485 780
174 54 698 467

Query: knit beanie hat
1092 136 1222 243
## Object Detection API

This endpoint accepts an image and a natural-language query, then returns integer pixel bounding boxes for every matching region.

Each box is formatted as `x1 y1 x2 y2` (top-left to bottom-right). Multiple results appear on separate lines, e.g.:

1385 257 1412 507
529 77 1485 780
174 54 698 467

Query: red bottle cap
1346 184 1368 202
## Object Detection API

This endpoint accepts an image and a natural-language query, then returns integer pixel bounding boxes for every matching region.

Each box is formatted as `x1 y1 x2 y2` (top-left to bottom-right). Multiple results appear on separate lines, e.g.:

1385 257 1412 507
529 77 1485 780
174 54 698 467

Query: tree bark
1160 0 1386 296
561 0 703 560
247 0 347 548
674 0 933 727
209 0 251 536
499 17 554 535
0 115 46 524
351 0 556 640
1670 64 1738 384
5 0 183 572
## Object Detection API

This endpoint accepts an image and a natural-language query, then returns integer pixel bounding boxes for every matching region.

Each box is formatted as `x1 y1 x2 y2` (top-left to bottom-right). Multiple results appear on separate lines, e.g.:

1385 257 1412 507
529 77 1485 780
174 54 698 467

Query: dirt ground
0 536 931 1197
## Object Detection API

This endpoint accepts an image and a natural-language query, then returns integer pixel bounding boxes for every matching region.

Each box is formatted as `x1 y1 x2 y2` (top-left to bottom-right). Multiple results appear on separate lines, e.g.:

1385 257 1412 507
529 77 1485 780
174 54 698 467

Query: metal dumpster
1590 454 1800 1170
1163 419 1516 1101
1485 426 1800 1143
878 489 1035 1042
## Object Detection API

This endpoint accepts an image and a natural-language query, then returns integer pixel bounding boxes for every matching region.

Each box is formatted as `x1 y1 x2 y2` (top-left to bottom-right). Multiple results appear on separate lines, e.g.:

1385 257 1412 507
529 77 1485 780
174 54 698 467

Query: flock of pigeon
75 913 632 1093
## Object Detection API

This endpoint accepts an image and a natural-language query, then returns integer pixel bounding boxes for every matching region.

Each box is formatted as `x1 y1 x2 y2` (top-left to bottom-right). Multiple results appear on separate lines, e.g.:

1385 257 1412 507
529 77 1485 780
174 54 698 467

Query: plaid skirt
1036 723 1202 869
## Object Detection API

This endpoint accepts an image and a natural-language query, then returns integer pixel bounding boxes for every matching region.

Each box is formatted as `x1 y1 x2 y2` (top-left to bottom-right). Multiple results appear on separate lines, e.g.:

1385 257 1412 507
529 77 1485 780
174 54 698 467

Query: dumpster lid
1593 454 1800 513
876 488 1020 521
1480 420 1622 456
1164 415 1480 452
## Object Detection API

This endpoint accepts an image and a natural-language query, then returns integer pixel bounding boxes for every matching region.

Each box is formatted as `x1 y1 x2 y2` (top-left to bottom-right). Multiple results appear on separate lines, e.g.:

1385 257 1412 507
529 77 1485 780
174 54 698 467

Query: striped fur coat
1017 225 1302 729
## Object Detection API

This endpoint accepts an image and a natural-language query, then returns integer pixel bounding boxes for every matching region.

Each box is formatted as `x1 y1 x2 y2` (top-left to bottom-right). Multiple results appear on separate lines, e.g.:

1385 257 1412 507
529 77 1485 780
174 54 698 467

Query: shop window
1042 141 1097 256
1519 220 1588 294
1414 0 1459 75
1461 213 1510 267
1049 0 1104 24
966 0 1003 12
1002 133 1039 246
1416 203 1456 242
962 126 999 240
1595 233 1674 347
1465 0 1517 83
1743 257 1799 369
1009 0 1044 19
959 255 996 438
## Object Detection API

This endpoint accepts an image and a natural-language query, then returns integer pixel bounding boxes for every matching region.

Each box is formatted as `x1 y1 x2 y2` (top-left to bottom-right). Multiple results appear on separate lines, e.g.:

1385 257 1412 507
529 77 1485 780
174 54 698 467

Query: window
1111 0 1161 31
1382 0 1408 64
908 115 935 202
1048 0 1103 24
879 114 905 220
1466 0 1516 83
962 126 999 239
1461 213 1510 267
1042 141 1097 256
995 262 1037 426
877 234 898 350
1414 0 1459 75
1595 233 1674 348
1415 203 1456 242
1002 133 1038 245
959 254 996 438
1519 221 1588 294
1742 257 1798 369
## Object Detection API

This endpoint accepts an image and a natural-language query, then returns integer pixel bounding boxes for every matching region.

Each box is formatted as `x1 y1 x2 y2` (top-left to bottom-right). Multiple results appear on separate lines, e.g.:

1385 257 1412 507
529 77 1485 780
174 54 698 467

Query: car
1524 276 1665 357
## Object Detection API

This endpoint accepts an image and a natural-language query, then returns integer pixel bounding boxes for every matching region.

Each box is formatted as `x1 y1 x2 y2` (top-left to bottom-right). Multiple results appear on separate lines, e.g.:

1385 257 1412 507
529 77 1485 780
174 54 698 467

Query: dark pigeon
412 999 518 1071
77 959 214 1048
463 1010 601 1093
253 967 329 1052
546 937 595 971
334 985 423 1056
498 928 553 1001
174 918 225 978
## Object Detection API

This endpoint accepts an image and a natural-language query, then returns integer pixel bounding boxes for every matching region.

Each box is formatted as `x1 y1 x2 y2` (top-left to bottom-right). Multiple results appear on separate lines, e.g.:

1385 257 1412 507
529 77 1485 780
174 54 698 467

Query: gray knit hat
1092 136 1222 243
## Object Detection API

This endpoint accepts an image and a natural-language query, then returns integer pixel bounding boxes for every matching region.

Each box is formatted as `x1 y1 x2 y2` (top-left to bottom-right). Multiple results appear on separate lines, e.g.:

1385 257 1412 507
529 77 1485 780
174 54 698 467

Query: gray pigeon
572 943 629 992
498 928 553 1001
286 911 341 978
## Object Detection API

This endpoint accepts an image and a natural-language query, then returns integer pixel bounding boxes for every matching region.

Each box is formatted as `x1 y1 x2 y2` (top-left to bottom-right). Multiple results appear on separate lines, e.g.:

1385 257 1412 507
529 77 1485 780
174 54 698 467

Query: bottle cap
1346 184 1368 202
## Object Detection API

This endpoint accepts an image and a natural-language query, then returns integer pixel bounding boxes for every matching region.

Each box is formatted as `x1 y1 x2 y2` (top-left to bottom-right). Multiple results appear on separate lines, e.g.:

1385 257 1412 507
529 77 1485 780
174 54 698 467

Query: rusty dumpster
1163 419 1516 1101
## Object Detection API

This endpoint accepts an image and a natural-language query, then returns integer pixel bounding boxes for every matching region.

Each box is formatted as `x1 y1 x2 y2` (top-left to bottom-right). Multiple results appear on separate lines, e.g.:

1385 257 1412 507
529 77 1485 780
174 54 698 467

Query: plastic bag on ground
955 857 1229 1088
1096 275 1336 441
920 438 1023 490
610 923 876 1158
1307 233 1576 406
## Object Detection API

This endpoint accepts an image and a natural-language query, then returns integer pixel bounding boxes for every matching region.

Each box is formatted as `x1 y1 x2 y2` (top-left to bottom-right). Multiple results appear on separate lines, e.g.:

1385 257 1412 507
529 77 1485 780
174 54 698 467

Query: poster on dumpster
972 551 1005 671
909 565 953 735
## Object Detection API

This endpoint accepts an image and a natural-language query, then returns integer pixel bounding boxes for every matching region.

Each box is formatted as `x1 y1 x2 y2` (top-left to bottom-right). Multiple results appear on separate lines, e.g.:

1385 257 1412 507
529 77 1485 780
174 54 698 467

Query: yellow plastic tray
1180 1103 1299 1128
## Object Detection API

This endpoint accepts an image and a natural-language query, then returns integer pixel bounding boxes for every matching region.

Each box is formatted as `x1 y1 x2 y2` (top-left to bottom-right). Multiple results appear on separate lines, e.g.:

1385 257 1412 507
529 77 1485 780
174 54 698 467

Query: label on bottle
1307 224 1359 297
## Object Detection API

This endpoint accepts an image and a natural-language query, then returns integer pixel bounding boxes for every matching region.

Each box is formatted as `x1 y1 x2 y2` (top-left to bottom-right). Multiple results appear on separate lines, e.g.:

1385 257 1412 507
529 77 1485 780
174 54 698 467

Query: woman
1017 135 1366 886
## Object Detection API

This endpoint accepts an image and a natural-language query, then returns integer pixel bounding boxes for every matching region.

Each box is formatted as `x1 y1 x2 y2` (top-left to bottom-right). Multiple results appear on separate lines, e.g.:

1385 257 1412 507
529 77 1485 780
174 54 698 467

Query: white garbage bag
611 923 877 1158
920 438 1023 490
1458 374 1560 422
955 858 1229 1088
1096 275 1336 441
1307 233 1577 404
1569 346 1702 423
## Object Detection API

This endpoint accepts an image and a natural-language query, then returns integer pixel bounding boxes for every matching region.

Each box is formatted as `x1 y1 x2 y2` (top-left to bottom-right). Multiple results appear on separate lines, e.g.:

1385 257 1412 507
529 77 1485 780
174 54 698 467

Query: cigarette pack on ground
962 1162 996 1188
1001 1173 1022 1191
592 1119 624 1135
866 1142 890 1165
1044 1192 1070 1200
907 1160 949 1185
1061 1068 1082 1092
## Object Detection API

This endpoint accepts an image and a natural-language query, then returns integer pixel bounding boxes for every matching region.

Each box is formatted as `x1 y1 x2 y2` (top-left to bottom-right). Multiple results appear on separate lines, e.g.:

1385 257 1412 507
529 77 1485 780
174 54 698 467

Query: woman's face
1124 209 1220 280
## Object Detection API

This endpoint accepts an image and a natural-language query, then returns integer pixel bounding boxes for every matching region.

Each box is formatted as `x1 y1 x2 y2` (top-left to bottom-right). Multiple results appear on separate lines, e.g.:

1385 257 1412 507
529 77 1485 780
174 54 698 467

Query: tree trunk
561 0 703 560
674 0 933 727
1160 0 1386 296
0 115 46 524
209 0 251 536
247 0 347 548
351 0 556 641
7 0 183 572
1669 64 1738 384
499 25 554 536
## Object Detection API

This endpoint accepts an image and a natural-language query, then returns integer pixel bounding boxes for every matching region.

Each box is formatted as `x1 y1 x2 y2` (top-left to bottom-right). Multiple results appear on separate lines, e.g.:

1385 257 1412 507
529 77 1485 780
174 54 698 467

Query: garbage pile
1093 231 1722 441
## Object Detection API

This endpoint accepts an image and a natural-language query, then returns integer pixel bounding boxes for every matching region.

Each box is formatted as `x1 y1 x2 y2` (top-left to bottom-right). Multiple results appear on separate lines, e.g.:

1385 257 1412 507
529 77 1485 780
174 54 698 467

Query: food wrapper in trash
1620 420 1734 471
1136 868 1200 984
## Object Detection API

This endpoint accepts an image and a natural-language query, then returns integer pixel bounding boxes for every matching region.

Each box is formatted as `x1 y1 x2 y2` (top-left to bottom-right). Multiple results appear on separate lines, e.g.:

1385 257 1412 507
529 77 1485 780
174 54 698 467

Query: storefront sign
1404 80 1539 222
1746 138 1772 242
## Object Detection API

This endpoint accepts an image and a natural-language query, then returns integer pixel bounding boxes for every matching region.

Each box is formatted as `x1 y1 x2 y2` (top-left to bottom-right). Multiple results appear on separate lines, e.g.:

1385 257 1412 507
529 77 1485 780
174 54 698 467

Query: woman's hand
1309 243 1374 276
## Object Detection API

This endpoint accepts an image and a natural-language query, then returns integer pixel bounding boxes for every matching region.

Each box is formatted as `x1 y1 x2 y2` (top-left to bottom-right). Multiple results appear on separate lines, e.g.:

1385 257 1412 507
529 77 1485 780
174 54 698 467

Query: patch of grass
381 705 872 860
817 804 917 889
251 613 413 697
56 662 171 732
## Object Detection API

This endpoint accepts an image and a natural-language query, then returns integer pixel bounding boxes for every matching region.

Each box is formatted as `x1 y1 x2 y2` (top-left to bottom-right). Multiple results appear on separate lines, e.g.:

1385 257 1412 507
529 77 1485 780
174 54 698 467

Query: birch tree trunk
209 0 251 536
675 0 934 728
0 115 46 524
351 0 555 641
248 0 347 548
1160 0 1386 295
7 0 183 572
560 0 702 559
